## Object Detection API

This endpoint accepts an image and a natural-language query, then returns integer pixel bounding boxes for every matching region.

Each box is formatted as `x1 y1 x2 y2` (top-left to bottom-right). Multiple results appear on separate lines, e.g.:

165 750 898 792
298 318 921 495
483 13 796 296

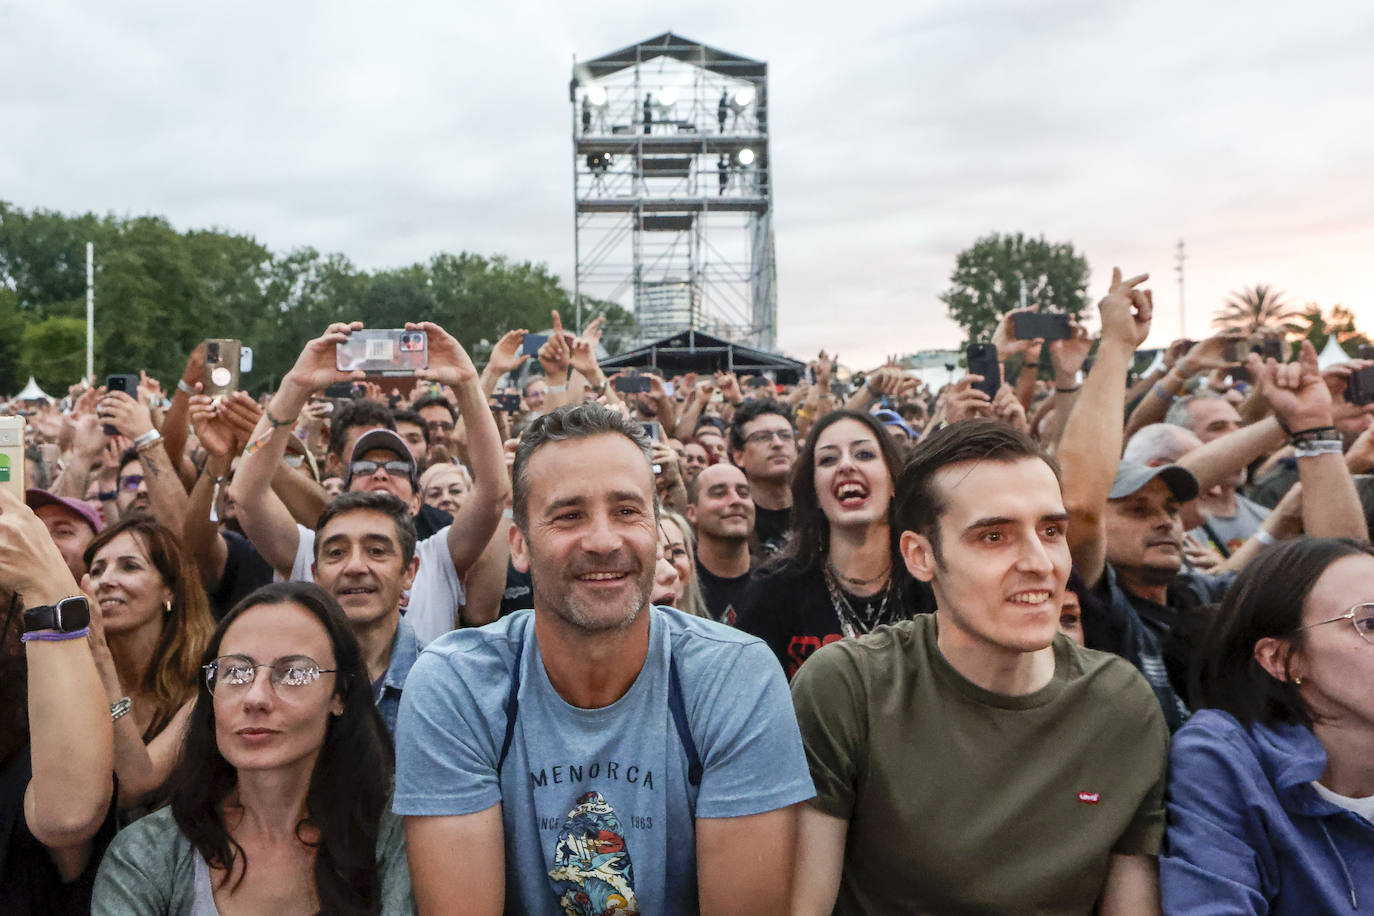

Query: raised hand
992 307 1044 361
944 374 993 423
284 322 365 395
97 390 155 440
1048 322 1092 386
486 329 531 377
409 321 479 388
188 393 236 459
1177 336 1244 378
1098 268 1152 349
1252 339 1332 431
538 311 572 378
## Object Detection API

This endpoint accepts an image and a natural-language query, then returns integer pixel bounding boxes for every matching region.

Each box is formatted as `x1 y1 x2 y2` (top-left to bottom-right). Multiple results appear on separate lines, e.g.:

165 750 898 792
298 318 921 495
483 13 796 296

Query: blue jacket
1162 709 1374 914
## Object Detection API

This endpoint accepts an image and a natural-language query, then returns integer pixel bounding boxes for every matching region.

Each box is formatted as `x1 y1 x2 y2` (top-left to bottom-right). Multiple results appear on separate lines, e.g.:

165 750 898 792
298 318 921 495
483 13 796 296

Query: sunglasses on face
119 474 145 491
203 654 337 695
350 459 411 478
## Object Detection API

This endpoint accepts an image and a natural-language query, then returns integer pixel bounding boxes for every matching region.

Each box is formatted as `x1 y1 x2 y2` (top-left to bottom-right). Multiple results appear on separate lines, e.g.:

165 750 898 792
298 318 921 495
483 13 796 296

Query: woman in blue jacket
1163 537 1374 914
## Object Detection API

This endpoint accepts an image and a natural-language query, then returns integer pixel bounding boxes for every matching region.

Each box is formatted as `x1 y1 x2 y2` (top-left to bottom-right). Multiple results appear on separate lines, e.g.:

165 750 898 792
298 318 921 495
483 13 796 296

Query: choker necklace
822 563 896 639
826 557 889 587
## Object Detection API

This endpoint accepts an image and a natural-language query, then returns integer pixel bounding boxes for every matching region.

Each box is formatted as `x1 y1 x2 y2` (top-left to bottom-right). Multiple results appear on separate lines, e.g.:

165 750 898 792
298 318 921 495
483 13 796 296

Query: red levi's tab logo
1077 791 1100 805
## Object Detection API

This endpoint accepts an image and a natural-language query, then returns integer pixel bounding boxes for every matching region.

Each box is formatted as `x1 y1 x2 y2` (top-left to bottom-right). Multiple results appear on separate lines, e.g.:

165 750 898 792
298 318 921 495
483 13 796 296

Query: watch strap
23 596 91 633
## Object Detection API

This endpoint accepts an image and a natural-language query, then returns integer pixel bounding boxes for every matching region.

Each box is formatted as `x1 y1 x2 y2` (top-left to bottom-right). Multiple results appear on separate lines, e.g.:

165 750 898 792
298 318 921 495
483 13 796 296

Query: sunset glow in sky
4 0 1372 370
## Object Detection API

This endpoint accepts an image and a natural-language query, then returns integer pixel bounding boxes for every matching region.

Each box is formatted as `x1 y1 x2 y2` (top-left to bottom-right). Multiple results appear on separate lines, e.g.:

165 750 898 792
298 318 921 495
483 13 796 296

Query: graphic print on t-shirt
548 790 639 915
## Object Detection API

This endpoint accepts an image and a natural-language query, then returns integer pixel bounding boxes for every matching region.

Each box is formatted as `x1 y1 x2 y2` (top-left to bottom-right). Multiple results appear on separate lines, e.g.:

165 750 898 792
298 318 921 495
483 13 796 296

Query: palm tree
1212 284 1304 336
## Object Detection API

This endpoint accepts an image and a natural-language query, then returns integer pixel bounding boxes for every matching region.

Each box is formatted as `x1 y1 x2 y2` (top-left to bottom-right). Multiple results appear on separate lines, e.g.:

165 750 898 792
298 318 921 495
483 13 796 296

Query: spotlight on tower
730 85 756 109
735 147 756 166
659 87 679 107
586 84 607 107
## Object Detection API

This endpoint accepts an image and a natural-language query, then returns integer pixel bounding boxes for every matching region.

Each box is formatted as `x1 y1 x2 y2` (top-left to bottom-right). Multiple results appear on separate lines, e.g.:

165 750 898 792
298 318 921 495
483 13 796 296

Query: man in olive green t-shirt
790 418 1169 915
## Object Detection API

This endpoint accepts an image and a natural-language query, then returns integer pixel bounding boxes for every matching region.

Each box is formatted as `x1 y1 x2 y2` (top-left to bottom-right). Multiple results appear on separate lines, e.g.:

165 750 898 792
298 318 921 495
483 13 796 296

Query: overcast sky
4 0 1373 370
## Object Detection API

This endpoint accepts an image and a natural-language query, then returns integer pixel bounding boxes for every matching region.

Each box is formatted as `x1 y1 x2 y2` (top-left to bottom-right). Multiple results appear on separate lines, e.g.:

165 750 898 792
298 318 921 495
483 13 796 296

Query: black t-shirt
736 562 937 680
0 748 116 915
499 560 533 619
753 503 792 554
695 559 753 626
414 503 453 541
209 530 275 620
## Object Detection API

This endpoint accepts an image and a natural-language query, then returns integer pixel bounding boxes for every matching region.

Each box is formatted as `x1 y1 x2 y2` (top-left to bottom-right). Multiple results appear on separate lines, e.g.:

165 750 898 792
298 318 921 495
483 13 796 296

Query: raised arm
0 488 113 878
411 323 511 585
480 329 531 398
160 342 205 469
99 390 189 533
1041 321 1092 448
228 323 363 575
1059 269 1153 588
183 394 237 590
1124 337 1239 441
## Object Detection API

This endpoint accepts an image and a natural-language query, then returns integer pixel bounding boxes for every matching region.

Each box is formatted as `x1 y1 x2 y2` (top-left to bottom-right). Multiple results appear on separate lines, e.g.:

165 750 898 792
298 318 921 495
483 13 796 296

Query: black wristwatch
23 596 91 633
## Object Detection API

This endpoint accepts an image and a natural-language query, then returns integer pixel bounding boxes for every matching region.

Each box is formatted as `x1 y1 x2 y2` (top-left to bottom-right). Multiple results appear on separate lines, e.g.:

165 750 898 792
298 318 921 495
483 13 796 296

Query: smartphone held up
0 415 25 499
336 329 428 376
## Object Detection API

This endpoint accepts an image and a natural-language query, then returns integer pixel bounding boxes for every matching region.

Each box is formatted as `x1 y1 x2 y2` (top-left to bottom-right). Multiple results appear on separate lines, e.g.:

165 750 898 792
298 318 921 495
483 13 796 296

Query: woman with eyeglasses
736 410 936 679
81 516 214 812
1162 537 1374 914
93 581 410 915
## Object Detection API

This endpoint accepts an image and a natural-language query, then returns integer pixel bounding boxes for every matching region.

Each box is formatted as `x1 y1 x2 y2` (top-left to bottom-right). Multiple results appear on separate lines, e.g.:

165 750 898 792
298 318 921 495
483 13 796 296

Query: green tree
18 316 87 392
941 232 1090 343
1297 303 1369 358
1211 284 1303 336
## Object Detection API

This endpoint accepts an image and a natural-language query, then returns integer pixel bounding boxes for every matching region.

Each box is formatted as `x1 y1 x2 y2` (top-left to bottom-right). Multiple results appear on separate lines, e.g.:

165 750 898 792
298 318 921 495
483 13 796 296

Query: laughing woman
737 409 935 679
93 581 410 915
82 516 214 811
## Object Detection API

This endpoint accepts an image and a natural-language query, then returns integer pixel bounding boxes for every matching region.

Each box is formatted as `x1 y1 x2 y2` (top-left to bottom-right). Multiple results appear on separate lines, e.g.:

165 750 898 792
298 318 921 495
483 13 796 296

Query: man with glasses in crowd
729 401 798 553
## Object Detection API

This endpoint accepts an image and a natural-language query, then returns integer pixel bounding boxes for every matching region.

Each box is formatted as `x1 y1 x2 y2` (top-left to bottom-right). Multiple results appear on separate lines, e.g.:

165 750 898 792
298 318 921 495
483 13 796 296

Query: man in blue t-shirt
395 403 813 915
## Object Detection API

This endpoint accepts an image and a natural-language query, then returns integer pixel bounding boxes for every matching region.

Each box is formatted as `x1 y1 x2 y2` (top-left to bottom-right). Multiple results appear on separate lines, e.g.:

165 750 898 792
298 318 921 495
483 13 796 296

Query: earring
163 600 173 615
1292 676 1304 686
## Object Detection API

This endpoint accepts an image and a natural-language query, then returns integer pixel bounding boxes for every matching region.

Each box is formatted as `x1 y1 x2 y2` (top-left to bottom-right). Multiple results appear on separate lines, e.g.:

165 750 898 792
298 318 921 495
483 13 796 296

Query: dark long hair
83 515 214 739
1190 537 1374 728
769 409 909 584
168 582 393 916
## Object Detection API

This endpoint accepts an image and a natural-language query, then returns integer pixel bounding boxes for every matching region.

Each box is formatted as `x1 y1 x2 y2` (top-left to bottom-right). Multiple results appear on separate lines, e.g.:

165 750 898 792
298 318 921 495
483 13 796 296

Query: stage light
659 87 679 107
586 85 607 107
736 147 756 166
732 86 755 107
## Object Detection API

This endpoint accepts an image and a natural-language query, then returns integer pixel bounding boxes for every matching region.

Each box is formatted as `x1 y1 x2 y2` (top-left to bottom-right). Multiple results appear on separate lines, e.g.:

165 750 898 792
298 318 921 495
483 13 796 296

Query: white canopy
1317 335 1352 369
16 376 52 402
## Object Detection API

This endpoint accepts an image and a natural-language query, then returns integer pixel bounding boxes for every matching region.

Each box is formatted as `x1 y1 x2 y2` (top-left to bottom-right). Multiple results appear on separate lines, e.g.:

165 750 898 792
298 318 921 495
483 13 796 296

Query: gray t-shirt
1189 493 1269 557
394 606 814 914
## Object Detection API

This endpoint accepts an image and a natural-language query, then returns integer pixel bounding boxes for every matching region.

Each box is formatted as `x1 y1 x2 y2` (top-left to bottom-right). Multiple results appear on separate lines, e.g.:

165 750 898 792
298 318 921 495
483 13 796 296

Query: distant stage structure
571 32 777 350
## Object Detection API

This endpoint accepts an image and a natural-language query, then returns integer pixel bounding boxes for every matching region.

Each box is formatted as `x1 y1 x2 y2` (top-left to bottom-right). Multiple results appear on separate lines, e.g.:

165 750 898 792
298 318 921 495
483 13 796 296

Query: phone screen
521 334 549 358
0 416 25 499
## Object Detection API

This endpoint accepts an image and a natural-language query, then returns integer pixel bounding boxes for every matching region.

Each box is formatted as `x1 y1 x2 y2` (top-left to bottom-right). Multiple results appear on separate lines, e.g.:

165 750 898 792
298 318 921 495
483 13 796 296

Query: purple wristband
21 627 91 643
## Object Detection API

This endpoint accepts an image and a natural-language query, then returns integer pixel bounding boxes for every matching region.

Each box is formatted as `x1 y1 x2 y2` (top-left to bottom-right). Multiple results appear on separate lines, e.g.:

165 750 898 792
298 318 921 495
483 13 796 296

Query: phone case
335 330 428 376
204 339 241 397
966 344 1002 399
0 416 25 498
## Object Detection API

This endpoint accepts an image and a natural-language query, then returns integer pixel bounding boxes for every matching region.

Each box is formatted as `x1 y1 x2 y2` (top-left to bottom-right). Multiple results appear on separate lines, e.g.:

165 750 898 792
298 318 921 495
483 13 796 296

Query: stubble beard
534 563 653 635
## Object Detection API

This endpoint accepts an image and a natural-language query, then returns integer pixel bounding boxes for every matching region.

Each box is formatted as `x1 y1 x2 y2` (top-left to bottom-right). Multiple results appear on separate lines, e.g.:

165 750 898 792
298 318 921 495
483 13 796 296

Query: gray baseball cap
1109 462 1199 502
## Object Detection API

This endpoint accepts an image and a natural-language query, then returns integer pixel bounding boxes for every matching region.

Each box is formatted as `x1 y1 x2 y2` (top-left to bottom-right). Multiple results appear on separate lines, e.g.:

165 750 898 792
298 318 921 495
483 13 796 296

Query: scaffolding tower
571 32 777 350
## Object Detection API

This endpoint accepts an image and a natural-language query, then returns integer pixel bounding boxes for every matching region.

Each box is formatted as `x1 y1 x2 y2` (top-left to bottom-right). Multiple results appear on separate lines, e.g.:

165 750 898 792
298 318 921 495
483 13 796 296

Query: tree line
0 201 634 396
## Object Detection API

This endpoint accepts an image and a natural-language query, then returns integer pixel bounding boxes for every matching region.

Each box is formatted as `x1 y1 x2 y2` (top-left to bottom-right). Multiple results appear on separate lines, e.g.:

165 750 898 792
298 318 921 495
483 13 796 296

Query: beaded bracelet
21 627 91 643
110 697 133 722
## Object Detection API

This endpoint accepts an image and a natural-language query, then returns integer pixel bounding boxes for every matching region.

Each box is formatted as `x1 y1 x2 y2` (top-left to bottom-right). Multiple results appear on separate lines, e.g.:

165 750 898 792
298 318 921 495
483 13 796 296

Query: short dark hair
411 393 457 425
391 408 430 447
313 491 417 566
1190 536 1374 728
728 400 795 454
328 400 395 459
511 404 652 533
894 418 1059 558
118 447 141 477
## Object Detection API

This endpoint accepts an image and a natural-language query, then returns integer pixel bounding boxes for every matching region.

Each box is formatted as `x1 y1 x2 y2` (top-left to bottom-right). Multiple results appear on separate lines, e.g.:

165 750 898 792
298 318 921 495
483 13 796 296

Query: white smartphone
0 415 26 499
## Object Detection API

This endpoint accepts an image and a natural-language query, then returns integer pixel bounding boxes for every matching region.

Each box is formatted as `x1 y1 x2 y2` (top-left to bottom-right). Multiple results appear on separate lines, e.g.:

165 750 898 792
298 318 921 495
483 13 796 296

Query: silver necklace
822 563 894 639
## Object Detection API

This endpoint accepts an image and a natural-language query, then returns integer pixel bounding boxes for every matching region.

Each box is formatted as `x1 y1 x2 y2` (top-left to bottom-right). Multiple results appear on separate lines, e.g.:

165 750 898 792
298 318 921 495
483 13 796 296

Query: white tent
16 376 52 403
1317 335 1352 370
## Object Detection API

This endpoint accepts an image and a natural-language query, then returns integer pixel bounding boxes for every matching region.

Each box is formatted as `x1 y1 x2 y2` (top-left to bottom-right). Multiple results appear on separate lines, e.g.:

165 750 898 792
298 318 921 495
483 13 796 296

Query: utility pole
85 243 94 382
1174 239 1186 338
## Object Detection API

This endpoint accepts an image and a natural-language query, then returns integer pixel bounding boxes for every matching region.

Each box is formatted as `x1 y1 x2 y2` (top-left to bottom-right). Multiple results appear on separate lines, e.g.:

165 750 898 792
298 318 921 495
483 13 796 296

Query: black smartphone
491 392 521 412
1012 312 1072 341
104 374 140 435
1346 365 1374 406
966 343 1001 400
1222 339 1247 363
829 380 847 397
613 375 652 394
521 334 549 358
1260 338 1283 362
744 375 772 389
323 381 361 399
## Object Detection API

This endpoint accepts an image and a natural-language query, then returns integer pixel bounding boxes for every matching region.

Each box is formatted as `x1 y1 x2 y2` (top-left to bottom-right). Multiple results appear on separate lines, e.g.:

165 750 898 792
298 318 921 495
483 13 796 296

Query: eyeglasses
203 654 337 695
119 474 144 491
350 459 411 478
426 420 455 432
744 429 796 446
1295 602 1374 645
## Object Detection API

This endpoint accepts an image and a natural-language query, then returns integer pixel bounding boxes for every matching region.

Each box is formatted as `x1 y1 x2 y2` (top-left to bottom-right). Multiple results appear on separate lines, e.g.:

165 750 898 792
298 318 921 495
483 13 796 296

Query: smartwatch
23 596 91 634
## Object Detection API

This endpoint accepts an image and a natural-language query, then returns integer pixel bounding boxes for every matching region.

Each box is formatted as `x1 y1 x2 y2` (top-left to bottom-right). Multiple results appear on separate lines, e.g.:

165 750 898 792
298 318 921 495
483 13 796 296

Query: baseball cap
344 429 418 490
25 488 105 534
1109 462 1199 502
872 409 918 440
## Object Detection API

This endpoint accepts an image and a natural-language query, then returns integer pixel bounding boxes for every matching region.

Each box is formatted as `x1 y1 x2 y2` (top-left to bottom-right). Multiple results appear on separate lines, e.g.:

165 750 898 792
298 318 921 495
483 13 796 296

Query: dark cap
26 488 104 534
1109 462 1199 502
344 429 418 490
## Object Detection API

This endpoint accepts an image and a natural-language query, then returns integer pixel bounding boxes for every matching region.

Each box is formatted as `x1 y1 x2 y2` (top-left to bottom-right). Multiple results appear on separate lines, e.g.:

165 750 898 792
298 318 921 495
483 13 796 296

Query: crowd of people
2 271 1373 914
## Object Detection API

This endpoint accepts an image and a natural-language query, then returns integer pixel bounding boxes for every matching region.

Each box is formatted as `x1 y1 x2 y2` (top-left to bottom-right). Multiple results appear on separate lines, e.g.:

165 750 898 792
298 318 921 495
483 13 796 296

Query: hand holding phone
0 416 24 498
335 329 428 376
966 344 1002 400
1012 312 1073 341
613 375 652 395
